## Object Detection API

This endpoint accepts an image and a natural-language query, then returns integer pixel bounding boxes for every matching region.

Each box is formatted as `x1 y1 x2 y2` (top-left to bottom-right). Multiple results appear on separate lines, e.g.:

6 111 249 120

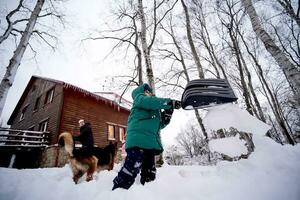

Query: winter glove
161 108 174 125
169 99 181 109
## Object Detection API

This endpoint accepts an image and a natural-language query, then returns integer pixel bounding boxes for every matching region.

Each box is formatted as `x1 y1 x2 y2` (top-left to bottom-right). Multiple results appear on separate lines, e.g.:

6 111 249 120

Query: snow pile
0 104 300 200
203 104 271 136
1 138 299 200
209 135 248 157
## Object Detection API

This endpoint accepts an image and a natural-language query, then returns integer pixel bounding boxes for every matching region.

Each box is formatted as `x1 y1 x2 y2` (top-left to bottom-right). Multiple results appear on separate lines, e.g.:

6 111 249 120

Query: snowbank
1 104 299 200
209 135 248 157
203 104 271 136
0 137 299 200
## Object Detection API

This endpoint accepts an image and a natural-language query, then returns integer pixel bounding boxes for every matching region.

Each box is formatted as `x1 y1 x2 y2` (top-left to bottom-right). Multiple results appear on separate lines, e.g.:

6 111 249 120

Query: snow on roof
94 92 132 110
32 76 132 112
8 76 132 124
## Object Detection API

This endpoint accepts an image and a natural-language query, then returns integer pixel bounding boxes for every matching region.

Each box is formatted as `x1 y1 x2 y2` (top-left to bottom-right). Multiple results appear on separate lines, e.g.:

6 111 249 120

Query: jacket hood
131 83 152 100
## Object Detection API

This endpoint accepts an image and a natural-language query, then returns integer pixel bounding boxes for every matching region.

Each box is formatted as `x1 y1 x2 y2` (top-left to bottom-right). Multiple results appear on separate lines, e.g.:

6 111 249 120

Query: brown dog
58 132 118 184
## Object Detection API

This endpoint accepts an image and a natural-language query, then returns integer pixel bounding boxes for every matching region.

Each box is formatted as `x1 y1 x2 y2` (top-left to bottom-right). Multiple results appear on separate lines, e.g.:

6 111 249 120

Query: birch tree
137 0 156 91
137 0 178 93
181 0 205 79
0 0 46 117
275 0 300 28
216 0 254 115
241 0 300 106
180 0 209 139
0 0 65 117
0 0 26 44
190 0 227 79
239 31 295 144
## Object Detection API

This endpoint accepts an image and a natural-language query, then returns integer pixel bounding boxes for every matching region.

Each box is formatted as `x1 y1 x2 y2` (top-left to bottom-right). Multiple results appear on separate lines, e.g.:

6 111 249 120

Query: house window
39 120 48 132
33 97 40 111
44 88 54 104
19 105 29 121
108 124 116 140
119 127 126 143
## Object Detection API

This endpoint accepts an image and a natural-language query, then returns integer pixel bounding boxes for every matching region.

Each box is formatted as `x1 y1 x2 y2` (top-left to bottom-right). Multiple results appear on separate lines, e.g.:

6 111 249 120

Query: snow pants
112 147 157 190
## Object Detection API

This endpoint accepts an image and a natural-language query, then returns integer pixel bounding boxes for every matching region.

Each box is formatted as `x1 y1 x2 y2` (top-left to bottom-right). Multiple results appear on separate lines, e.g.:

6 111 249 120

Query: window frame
44 87 55 104
38 119 48 132
119 126 126 143
19 104 29 121
33 96 41 112
107 123 116 141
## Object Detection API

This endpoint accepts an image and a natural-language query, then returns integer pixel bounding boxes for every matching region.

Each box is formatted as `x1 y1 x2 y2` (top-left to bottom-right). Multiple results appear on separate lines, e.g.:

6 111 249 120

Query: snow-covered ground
1 104 300 200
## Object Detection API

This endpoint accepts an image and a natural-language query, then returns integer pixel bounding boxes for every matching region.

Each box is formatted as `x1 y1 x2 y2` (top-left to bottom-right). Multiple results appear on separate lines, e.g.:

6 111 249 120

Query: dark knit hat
143 83 153 93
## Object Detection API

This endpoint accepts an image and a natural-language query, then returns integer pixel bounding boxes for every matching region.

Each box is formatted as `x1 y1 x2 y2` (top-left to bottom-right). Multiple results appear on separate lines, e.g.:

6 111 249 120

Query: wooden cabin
4 75 131 168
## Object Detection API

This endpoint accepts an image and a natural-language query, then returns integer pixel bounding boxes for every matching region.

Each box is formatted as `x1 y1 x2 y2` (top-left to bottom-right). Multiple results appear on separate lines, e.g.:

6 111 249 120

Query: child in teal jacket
112 83 181 190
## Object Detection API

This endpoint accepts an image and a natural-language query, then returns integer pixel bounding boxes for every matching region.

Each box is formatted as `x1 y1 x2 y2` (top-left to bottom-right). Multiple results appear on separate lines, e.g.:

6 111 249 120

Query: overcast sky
0 0 128 122
0 0 192 146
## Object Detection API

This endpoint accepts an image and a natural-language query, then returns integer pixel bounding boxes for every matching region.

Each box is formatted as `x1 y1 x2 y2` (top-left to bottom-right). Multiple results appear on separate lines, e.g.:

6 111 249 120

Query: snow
203 104 271 136
93 92 132 110
209 135 248 157
1 104 300 200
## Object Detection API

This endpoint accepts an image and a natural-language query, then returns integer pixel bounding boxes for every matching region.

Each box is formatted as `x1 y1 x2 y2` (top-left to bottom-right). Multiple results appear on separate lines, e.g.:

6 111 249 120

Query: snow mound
1 104 299 200
1 138 300 200
203 104 271 135
209 135 248 157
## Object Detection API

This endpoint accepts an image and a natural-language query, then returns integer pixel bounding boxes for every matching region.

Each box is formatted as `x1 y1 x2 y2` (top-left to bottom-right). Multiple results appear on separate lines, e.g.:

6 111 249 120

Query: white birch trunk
137 0 156 93
181 0 205 79
0 0 45 117
242 0 300 105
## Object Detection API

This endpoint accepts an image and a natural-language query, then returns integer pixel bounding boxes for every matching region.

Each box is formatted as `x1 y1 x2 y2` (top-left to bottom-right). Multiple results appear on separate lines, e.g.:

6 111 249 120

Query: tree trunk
0 0 45 117
276 0 300 28
137 0 155 92
181 0 205 79
134 26 143 85
242 0 300 106
239 30 295 145
239 46 266 122
227 26 253 115
191 1 227 79
169 23 209 140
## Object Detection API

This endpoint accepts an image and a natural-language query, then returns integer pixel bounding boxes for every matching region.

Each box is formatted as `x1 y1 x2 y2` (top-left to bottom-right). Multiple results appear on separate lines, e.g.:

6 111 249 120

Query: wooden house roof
7 76 131 125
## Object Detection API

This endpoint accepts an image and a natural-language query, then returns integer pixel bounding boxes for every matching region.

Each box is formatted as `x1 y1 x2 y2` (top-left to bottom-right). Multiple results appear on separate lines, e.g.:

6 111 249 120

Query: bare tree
164 145 183 165
240 32 296 145
179 0 211 140
176 122 208 158
83 7 143 86
0 0 26 44
86 0 178 93
269 18 300 69
0 0 65 117
0 0 46 117
190 0 228 79
137 0 178 93
181 0 205 79
275 0 300 27
242 0 300 106
138 0 155 90
216 0 254 115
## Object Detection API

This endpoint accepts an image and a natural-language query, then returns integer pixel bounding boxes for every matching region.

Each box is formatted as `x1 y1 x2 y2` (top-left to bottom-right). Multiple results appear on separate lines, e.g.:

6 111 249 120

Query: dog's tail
58 132 74 157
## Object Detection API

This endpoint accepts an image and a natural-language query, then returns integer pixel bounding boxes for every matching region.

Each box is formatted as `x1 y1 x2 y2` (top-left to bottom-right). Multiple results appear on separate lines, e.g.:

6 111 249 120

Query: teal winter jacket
125 84 172 153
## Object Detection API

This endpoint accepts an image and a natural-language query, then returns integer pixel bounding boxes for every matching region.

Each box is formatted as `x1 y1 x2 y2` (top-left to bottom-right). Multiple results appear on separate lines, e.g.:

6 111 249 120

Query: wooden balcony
0 127 50 151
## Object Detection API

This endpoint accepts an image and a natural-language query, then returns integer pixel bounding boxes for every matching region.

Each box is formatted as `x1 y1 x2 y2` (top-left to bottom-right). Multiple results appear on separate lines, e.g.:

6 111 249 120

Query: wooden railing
0 127 50 149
